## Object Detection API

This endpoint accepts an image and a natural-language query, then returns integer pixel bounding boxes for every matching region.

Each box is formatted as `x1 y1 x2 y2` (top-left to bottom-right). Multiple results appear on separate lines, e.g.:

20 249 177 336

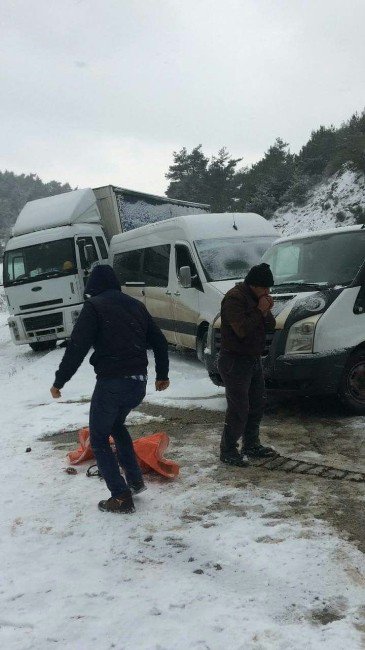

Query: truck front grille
20 299 63 310
23 312 63 333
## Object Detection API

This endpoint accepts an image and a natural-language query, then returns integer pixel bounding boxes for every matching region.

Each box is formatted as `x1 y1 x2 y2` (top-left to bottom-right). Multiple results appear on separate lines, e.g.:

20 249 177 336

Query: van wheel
209 372 224 387
338 350 365 414
29 341 57 352
196 328 208 363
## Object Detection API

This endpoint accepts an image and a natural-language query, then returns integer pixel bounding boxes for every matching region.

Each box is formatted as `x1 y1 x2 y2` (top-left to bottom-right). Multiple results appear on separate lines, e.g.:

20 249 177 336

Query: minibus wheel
29 341 57 352
338 350 365 414
196 328 208 363
209 372 224 387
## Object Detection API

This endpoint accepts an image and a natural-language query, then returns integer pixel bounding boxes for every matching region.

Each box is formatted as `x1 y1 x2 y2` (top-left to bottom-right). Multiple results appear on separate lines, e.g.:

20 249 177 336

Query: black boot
220 450 250 467
244 444 277 459
128 479 147 495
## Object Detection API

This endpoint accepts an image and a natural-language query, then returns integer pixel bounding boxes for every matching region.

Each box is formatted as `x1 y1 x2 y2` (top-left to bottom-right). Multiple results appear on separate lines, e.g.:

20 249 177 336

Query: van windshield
3 238 77 287
262 230 365 290
194 236 276 282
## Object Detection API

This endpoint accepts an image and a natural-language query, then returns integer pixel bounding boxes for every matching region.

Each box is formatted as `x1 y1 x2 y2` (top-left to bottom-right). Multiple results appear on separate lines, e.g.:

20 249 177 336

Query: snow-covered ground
273 168 365 236
0 306 365 649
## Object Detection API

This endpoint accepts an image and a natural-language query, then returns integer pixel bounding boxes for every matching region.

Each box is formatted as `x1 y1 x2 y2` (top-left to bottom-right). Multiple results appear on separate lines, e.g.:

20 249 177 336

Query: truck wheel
29 341 57 352
338 350 365 414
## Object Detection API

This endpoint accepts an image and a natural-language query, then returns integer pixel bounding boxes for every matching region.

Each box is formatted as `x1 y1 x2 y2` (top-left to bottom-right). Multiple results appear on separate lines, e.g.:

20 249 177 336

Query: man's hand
50 386 61 399
258 295 273 314
155 380 170 392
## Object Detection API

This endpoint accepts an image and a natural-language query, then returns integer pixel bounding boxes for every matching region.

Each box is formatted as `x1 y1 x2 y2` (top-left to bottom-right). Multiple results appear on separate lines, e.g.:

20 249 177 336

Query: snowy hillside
272 168 365 236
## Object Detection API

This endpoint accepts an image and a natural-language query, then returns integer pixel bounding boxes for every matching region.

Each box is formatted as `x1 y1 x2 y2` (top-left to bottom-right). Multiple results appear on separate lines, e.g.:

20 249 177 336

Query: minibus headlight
285 315 321 355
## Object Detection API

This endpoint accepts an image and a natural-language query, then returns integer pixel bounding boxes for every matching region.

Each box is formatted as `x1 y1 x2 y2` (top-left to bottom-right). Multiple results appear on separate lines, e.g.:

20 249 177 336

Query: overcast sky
1 0 364 195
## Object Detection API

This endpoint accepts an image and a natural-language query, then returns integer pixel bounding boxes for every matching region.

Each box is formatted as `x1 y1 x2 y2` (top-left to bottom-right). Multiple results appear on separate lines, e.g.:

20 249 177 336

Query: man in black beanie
219 262 276 467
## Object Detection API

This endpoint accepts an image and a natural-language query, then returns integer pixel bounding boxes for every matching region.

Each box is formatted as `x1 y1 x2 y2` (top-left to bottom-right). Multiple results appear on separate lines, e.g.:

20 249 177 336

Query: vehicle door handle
174 291 180 296
165 290 171 295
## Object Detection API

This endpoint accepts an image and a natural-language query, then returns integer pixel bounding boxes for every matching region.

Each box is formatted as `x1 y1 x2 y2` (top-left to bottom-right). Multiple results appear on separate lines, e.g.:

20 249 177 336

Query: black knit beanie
245 263 274 287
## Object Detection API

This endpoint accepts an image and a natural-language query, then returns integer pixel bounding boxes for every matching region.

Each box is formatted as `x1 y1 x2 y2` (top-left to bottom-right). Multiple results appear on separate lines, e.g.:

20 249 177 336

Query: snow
0 311 365 648
117 193 209 232
273 168 365 236
12 189 101 237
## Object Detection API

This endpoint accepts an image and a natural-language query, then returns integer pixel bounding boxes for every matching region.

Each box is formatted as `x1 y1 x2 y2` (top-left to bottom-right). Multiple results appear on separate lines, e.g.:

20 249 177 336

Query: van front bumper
263 349 348 396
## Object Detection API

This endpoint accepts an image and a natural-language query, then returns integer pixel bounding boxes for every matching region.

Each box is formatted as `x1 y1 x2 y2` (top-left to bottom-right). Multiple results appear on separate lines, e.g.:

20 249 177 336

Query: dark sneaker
128 479 147 495
220 451 250 467
98 493 135 513
245 444 277 459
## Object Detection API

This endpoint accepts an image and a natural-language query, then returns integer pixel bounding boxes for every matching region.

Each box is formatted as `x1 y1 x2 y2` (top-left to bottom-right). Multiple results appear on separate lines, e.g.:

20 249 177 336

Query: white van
206 224 365 414
109 213 277 360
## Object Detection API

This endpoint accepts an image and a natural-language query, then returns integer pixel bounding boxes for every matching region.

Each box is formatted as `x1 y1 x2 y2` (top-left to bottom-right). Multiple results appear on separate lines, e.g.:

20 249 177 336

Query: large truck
3 185 209 350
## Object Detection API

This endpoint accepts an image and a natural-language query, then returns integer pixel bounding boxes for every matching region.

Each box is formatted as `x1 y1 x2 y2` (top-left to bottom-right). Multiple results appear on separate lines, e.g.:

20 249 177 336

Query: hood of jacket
84 264 120 296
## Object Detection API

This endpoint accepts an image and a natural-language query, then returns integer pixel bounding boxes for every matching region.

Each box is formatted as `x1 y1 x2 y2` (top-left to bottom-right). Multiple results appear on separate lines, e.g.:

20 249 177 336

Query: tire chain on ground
250 454 365 482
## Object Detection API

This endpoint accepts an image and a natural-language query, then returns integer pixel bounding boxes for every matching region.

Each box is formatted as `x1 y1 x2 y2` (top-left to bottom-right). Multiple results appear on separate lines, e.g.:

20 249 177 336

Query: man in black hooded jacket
51 264 169 514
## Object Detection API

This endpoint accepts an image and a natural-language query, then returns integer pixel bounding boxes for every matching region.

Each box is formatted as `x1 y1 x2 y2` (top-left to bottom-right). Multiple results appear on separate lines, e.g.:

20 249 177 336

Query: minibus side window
113 249 144 284
175 244 203 291
143 245 171 287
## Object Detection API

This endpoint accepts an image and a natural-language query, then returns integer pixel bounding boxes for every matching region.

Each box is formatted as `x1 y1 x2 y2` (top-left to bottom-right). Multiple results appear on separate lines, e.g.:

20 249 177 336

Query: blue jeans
89 378 146 497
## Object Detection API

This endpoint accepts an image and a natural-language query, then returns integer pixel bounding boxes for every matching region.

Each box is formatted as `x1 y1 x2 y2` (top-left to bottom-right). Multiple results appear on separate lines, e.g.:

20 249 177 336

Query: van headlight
285 315 321 355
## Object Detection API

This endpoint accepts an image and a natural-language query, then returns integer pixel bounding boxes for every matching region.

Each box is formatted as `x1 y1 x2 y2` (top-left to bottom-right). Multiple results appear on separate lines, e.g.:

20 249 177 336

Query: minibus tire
29 341 57 353
209 372 224 387
338 350 365 414
197 328 208 363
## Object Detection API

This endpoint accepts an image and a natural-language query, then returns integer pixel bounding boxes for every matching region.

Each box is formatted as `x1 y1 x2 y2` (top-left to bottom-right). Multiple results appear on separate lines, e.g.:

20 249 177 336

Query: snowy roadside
0 322 364 649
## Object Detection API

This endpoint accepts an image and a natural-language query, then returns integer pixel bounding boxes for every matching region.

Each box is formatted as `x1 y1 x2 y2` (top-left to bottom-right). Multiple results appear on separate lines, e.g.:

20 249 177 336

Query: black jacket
54 265 169 389
220 282 276 357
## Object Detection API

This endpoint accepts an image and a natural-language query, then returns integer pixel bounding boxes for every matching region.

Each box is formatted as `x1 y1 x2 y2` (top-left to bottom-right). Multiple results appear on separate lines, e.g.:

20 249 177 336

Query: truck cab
3 190 108 350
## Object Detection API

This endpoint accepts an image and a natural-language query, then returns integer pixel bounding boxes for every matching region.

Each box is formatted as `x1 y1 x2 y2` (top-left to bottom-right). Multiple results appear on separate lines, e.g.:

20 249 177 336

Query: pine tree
205 148 242 212
165 145 209 203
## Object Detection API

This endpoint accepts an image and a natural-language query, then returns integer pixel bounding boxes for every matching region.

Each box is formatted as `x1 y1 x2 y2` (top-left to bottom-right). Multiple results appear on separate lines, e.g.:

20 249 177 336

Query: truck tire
29 340 57 353
338 350 365 414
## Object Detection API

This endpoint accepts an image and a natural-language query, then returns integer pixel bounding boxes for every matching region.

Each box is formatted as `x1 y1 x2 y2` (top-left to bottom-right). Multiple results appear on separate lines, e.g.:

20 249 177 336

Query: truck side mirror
179 266 192 288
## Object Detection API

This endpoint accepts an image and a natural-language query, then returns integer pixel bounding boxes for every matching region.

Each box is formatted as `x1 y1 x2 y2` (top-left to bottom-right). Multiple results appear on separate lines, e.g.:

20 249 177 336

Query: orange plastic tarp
67 428 179 479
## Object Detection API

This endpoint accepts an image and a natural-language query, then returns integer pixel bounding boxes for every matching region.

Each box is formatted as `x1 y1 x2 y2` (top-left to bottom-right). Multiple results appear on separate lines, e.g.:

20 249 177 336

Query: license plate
36 334 57 342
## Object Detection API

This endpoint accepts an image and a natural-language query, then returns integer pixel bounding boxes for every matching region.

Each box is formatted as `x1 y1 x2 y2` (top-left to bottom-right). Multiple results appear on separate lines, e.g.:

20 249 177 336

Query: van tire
209 372 224 387
29 341 57 353
338 350 365 414
196 328 208 363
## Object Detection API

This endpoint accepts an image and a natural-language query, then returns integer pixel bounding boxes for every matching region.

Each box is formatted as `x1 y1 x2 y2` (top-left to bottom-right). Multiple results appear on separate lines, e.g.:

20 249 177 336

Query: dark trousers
218 354 265 454
89 378 146 498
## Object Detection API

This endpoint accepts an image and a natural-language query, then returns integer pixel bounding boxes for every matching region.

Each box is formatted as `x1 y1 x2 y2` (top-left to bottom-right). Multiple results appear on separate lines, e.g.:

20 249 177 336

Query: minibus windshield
195 236 276 282
3 238 77 287
262 230 365 290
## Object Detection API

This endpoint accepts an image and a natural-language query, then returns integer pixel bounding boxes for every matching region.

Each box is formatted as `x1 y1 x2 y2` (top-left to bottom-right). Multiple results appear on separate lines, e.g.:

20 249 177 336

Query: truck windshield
262 230 365 289
194 236 276 282
3 238 77 287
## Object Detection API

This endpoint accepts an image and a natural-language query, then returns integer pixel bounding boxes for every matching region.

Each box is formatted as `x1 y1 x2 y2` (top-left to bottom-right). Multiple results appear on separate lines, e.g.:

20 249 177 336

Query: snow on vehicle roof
273 224 364 244
111 212 276 246
12 188 101 237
